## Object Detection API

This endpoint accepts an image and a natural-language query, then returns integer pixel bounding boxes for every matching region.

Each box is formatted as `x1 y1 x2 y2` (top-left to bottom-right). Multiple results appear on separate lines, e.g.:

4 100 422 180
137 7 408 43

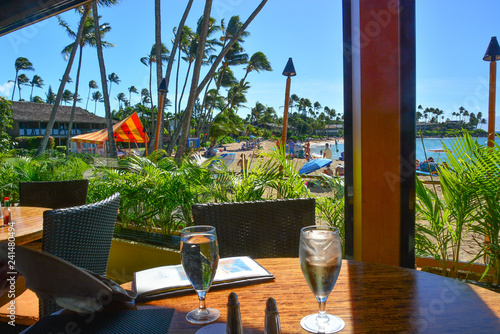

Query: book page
134 256 273 297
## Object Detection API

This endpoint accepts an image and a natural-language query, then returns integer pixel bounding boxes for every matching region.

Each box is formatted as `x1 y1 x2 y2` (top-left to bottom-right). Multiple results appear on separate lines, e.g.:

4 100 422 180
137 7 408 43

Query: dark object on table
192 198 315 258
39 192 121 317
22 309 173 334
19 179 89 209
226 292 243 334
264 297 282 334
0 240 135 315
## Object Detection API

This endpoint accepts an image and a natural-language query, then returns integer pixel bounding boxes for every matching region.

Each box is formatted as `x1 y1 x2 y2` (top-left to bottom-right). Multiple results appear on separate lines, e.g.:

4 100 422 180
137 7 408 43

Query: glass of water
299 225 344 333
181 225 220 324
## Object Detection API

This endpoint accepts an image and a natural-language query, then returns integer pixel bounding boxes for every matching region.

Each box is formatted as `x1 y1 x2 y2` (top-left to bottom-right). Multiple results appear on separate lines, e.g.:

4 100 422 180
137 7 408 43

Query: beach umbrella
299 158 333 175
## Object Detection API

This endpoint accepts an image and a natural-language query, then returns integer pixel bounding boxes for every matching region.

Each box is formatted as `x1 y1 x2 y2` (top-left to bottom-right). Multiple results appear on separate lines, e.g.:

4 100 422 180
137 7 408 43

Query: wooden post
488 60 497 147
281 76 291 152
344 0 415 267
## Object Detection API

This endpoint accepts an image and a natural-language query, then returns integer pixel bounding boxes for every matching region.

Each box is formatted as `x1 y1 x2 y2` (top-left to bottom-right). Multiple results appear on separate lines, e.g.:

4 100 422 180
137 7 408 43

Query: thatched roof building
8 101 107 147
11 101 106 123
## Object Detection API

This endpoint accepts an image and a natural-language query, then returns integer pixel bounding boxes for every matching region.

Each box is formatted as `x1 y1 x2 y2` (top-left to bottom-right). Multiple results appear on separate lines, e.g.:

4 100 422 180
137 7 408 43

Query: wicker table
124 258 500 333
0 207 49 245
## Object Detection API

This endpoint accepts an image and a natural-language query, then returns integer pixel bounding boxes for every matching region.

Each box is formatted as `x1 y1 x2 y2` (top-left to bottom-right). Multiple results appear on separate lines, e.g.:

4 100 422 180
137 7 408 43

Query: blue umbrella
299 159 333 175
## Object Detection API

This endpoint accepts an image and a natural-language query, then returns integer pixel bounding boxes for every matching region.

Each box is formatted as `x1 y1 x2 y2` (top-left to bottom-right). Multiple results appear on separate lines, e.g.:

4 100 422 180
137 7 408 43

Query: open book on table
133 256 274 301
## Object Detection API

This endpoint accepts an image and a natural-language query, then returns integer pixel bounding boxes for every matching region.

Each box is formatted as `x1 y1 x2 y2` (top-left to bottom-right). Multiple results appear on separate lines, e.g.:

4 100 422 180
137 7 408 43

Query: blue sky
0 0 499 130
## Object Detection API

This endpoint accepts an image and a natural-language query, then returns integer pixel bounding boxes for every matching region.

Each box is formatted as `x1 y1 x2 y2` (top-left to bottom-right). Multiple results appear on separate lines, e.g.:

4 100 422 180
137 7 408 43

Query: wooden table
0 207 49 244
128 258 500 333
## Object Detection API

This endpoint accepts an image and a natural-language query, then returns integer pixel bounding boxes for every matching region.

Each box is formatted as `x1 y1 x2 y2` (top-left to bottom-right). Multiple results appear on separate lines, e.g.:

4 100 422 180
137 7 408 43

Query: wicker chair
39 193 121 317
19 179 89 209
192 198 316 258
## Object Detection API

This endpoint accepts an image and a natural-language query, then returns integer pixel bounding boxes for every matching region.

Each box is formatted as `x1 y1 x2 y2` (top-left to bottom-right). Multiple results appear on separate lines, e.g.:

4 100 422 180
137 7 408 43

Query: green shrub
15 136 54 150
0 97 14 153
56 146 66 152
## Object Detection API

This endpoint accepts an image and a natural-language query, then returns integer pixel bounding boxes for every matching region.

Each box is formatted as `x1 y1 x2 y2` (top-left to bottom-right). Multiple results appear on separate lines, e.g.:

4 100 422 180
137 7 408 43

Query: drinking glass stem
198 291 207 312
317 297 328 321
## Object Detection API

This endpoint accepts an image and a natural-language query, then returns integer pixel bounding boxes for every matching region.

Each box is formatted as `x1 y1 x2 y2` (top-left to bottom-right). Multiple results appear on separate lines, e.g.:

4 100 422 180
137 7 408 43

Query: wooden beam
0 0 93 37
344 0 415 267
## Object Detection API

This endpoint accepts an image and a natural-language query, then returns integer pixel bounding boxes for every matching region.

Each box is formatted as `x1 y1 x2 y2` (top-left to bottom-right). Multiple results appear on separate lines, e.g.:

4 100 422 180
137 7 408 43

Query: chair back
19 180 89 209
39 193 120 317
192 198 315 258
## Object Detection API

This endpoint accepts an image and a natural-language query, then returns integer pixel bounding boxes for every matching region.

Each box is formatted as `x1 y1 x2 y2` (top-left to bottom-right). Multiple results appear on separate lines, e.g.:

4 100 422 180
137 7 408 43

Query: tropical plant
0 97 14 152
91 91 103 114
116 92 127 109
12 57 34 101
128 86 138 105
107 72 120 96
174 0 269 160
36 4 92 157
16 74 30 101
416 132 500 283
140 88 151 105
29 75 44 102
60 11 114 156
62 89 73 105
45 86 56 104
86 80 98 110
92 0 119 158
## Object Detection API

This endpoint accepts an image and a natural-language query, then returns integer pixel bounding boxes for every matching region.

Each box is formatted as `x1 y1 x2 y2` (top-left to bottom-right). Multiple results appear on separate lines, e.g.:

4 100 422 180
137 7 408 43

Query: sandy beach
219 138 345 176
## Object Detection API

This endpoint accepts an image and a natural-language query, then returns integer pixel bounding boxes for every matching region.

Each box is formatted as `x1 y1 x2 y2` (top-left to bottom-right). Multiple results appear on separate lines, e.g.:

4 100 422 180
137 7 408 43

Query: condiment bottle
226 292 243 334
3 197 11 225
264 297 282 334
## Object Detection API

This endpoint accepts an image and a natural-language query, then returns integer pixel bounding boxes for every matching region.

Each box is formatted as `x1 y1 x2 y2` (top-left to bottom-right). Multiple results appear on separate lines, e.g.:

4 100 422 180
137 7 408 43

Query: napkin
0 241 136 313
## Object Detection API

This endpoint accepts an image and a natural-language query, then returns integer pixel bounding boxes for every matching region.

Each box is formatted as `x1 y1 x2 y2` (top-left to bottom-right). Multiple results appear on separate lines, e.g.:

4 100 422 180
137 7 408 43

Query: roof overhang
0 0 92 37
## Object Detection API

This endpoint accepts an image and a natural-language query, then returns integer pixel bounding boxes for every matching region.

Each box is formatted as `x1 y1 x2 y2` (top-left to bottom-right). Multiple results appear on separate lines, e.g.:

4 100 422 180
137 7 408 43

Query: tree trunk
12 71 18 101
195 0 268 98
174 0 213 161
175 0 268 159
147 63 156 153
162 0 194 155
92 2 116 158
66 44 83 157
36 5 90 157
154 0 164 149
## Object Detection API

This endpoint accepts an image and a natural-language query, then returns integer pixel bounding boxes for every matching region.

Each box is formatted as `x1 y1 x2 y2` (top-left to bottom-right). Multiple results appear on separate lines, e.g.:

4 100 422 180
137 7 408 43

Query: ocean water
308 137 489 162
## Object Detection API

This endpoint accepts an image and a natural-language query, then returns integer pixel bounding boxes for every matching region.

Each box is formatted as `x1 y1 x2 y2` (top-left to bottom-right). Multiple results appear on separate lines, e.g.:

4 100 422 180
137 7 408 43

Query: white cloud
0 81 14 97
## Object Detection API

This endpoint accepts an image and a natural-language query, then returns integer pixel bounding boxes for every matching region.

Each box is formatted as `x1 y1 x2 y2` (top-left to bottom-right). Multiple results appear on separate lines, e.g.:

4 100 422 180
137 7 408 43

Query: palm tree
250 102 265 124
92 1 120 158
29 75 44 102
46 86 56 104
60 11 114 156
141 88 151 105
116 92 127 109
36 4 92 156
62 89 73 105
12 57 34 101
17 74 30 100
175 0 269 160
107 72 120 96
86 80 98 110
91 90 103 114
140 43 169 138
128 86 138 104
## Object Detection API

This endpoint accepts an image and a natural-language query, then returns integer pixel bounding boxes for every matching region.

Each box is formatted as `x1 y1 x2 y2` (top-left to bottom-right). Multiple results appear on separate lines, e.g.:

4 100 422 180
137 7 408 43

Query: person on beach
237 153 248 174
323 143 332 159
288 140 295 158
305 140 311 158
